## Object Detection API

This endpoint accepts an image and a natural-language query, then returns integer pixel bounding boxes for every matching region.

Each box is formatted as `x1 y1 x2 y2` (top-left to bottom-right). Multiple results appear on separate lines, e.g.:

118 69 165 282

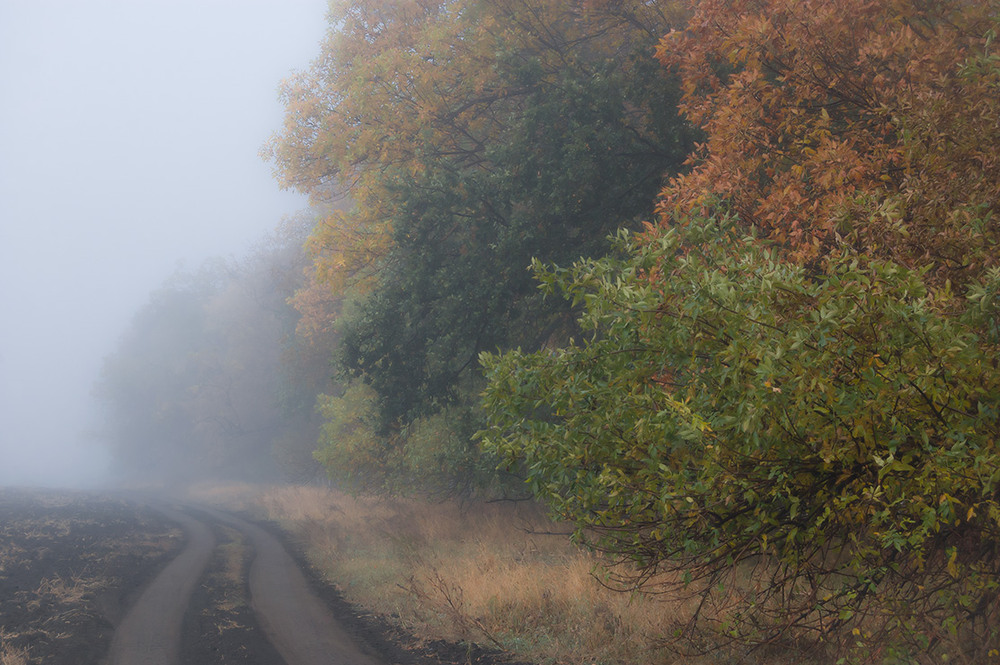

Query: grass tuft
0 629 30 665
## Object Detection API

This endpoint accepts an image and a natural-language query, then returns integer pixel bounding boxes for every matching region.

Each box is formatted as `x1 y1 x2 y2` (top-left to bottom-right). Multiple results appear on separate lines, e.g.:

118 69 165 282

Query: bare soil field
0 488 179 665
0 488 524 665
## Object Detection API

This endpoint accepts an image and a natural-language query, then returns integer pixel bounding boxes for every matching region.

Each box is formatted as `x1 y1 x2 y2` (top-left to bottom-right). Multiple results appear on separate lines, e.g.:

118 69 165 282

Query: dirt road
0 490 518 665
108 502 384 665
106 507 216 665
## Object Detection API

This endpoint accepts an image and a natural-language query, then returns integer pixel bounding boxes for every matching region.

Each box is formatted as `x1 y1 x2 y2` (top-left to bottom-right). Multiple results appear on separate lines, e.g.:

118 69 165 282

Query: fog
0 0 328 487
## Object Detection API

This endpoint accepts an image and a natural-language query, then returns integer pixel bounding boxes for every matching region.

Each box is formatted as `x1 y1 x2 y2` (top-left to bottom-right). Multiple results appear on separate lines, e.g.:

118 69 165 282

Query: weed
0 629 30 665
28 574 102 612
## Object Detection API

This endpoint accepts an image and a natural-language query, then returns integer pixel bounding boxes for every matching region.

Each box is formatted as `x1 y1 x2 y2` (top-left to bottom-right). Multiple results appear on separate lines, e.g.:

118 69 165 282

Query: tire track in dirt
200 507 384 665
107 506 215 665
109 502 383 665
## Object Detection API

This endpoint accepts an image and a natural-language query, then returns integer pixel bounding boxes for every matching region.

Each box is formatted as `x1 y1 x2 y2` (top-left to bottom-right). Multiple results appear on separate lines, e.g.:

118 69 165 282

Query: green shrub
481 213 1000 661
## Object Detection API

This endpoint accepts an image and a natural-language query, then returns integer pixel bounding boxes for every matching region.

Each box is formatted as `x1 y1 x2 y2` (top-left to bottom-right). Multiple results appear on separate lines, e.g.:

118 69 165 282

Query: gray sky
0 0 328 486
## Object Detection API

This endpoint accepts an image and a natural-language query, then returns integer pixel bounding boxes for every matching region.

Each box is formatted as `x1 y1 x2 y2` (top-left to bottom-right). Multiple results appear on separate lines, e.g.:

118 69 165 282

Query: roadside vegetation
99 0 1000 662
192 483 749 665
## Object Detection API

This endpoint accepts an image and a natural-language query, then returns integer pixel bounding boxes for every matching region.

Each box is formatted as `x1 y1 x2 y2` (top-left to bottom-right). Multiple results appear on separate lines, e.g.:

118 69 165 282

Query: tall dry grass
0 646 28 665
190 483 717 664
0 630 29 665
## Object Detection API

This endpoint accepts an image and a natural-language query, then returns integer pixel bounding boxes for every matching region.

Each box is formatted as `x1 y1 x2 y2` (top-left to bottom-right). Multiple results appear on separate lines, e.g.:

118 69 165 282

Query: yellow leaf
946 547 959 578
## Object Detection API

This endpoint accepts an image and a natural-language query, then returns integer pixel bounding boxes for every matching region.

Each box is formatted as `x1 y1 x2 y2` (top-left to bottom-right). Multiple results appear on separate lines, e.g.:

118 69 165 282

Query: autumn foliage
268 0 695 491
269 0 691 293
481 0 1000 662
657 0 1000 281
94 0 1000 658
256 0 1000 659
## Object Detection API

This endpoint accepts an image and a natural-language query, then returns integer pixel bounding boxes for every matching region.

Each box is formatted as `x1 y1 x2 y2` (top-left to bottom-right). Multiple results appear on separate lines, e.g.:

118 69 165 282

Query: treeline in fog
95 0 1000 660
94 216 338 482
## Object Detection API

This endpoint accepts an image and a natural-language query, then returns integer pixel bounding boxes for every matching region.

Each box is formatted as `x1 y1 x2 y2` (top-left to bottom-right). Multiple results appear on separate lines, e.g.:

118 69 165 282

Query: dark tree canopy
269 0 696 490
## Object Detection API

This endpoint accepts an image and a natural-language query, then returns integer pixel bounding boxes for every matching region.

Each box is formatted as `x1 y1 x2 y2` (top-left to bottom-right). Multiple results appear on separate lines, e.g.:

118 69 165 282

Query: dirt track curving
109 502 383 665
196 507 383 665
0 489 523 665
107 507 216 665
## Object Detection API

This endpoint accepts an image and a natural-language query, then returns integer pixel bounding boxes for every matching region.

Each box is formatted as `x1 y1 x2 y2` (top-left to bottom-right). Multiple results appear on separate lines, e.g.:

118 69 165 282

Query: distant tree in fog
94 215 335 483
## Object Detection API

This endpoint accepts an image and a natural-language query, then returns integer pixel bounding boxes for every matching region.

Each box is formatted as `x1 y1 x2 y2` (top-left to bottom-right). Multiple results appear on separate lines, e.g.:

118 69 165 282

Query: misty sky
0 0 329 486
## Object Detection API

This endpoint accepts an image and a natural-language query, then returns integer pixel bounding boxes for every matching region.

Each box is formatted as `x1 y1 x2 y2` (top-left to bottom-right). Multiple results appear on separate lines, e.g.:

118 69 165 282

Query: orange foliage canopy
656 0 1000 283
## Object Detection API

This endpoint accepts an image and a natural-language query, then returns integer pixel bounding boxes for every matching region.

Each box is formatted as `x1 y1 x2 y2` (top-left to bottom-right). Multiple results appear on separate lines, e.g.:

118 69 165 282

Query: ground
0 488 527 665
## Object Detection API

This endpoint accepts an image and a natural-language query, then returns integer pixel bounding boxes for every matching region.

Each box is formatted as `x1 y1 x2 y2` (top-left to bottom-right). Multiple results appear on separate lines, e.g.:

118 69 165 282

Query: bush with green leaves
480 213 1000 661
315 379 509 495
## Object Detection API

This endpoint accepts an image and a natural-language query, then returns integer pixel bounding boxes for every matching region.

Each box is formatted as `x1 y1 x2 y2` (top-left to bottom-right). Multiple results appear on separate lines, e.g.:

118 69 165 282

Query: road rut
108 503 383 665
107 507 215 665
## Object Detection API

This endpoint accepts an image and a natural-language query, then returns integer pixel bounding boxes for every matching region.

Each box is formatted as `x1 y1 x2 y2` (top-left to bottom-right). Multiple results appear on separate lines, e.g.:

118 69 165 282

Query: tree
268 0 696 491
481 0 1000 659
95 219 331 483
95 262 228 480
656 0 1000 281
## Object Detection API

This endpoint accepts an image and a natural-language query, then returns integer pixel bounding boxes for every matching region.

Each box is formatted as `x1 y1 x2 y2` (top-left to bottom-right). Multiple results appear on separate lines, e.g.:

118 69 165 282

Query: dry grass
189 483 718 664
0 630 30 665
0 644 29 665
28 574 102 611
216 527 249 613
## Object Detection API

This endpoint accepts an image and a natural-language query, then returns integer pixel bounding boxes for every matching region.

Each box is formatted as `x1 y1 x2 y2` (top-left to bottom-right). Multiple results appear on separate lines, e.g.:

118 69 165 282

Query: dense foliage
268 0 696 491
481 0 1000 660
103 0 1000 658
482 216 1000 659
658 0 1000 279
